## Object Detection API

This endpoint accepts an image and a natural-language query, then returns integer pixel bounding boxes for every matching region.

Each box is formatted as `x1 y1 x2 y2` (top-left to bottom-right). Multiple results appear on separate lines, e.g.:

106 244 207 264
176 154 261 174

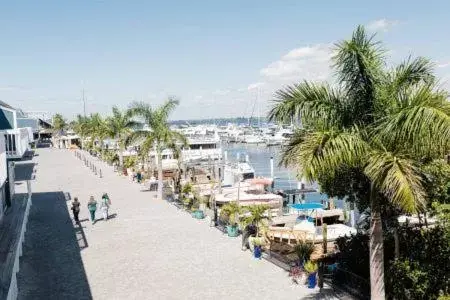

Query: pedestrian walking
87 196 97 224
136 170 142 183
71 197 81 223
101 193 111 221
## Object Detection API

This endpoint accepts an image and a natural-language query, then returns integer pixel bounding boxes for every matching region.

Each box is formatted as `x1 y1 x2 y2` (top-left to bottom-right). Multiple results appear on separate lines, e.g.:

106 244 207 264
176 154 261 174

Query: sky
1 0 450 120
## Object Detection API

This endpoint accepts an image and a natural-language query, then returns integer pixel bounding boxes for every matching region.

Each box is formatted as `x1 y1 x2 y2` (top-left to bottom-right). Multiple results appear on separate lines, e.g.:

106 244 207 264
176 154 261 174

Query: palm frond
282 127 369 182
391 56 435 89
269 81 346 128
365 151 425 213
129 101 153 124
375 84 450 155
333 25 384 124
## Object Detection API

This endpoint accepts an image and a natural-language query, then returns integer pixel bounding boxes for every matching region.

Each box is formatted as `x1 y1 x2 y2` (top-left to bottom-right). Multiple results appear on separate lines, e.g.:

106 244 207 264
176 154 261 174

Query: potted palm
251 237 266 259
181 183 194 209
220 202 243 237
123 156 136 176
294 241 315 266
304 261 318 288
192 196 207 219
241 205 270 254
241 205 271 235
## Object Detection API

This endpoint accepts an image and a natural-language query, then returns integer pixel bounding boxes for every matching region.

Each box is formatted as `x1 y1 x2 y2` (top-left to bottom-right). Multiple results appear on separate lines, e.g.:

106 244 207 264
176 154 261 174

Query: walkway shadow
17 191 93 299
74 224 89 251
106 213 117 220
14 162 36 181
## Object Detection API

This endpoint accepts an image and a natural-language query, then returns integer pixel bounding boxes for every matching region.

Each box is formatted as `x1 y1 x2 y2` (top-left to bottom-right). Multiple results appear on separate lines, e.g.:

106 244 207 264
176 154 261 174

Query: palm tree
86 113 109 152
106 106 138 168
52 113 67 135
71 114 91 149
129 98 187 200
269 26 450 299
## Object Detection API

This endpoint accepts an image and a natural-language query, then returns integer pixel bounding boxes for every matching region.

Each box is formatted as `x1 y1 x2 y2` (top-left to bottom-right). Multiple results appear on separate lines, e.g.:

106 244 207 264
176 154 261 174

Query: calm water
222 143 344 206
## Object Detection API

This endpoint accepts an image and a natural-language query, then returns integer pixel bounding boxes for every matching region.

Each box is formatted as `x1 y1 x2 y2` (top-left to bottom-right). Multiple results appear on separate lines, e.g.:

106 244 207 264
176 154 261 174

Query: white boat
243 134 265 144
223 161 255 186
146 126 223 166
181 130 222 162
215 179 283 210
266 128 294 146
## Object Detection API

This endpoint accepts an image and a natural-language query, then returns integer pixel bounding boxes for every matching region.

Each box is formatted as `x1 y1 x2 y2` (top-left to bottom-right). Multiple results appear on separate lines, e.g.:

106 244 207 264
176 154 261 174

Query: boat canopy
289 203 323 210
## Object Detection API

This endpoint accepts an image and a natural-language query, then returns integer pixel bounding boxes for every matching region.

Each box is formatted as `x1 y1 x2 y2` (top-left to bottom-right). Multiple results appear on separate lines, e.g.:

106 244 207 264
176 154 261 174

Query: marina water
223 143 348 210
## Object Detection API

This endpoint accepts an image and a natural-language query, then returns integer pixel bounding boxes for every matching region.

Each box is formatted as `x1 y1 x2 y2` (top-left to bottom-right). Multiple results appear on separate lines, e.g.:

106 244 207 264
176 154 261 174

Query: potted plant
220 202 243 237
304 261 318 288
240 205 271 236
181 183 195 210
251 237 265 259
294 241 315 266
192 195 207 219
123 156 137 176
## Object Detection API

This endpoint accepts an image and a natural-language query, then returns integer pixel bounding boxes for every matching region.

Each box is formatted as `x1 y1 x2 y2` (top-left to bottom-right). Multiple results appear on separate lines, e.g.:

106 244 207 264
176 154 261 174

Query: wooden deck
0 193 30 299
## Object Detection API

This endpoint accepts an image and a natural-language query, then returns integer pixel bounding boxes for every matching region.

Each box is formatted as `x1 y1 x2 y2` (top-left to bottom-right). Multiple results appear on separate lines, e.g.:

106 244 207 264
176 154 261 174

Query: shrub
294 241 315 264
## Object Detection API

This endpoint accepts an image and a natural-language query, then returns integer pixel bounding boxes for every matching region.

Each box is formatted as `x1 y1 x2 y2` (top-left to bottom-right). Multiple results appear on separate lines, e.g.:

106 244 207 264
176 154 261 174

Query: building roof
0 100 16 110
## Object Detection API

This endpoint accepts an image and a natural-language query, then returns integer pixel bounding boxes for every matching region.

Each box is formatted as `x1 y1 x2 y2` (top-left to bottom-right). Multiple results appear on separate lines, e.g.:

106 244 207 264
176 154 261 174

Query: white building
0 101 33 159
0 137 7 220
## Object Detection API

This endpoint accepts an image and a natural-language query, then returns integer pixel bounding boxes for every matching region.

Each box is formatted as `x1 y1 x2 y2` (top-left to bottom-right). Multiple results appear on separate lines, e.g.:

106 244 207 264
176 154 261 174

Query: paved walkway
17 148 338 300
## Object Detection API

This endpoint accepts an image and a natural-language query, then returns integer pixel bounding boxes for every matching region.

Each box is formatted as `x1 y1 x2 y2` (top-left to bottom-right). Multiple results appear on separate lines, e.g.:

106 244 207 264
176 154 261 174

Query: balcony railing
2 128 32 159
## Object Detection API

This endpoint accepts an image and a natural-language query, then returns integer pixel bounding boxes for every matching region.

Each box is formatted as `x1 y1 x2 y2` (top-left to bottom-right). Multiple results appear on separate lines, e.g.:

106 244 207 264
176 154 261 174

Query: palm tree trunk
157 149 163 200
394 227 399 260
119 145 124 168
369 183 385 300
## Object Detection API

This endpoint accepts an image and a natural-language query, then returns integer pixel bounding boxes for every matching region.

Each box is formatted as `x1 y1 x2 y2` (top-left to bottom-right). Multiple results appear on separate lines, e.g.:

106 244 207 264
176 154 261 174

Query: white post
224 150 228 162
236 152 240 161
245 154 249 162
270 156 274 179
300 176 306 190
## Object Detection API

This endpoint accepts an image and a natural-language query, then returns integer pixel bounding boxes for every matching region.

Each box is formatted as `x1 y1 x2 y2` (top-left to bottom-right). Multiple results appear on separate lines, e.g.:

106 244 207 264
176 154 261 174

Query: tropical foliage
128 98 187 200
106 106 138 167
220 202 244 226
269 25 450 299
240 204 271 235
294 241 315 264
335 223 450 299
52 113 67 135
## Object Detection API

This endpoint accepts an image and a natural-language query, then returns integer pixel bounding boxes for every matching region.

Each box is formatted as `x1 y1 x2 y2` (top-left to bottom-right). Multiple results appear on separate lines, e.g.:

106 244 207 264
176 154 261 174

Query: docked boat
243 133 265 144
265 128 294 146
222 161 255 186
215 179 283 210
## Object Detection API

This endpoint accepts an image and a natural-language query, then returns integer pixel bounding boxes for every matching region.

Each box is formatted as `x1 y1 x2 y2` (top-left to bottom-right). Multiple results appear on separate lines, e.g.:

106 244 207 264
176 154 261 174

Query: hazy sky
1 0 449 120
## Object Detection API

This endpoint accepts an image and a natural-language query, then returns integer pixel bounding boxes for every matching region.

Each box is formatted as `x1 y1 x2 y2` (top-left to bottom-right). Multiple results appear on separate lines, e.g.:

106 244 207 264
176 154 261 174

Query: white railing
181 148 222 162
0 138 6 186
2 128 32 159
7 181 32 300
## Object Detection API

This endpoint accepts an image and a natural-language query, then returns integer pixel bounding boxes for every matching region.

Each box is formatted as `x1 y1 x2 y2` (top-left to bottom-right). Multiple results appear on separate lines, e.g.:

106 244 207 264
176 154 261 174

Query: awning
289 203 323 210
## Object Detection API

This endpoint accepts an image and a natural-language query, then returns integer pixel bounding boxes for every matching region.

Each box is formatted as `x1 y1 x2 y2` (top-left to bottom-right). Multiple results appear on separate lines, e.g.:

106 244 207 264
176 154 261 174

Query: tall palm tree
269 26 450 299
52 113 67 135
71 114 91 149
106 106 138 167
87 113 109 151
129 98 187 200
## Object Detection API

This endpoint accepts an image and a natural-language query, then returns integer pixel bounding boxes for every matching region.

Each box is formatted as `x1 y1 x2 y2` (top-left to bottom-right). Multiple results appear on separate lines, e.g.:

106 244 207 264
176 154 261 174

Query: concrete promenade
17 148 338 299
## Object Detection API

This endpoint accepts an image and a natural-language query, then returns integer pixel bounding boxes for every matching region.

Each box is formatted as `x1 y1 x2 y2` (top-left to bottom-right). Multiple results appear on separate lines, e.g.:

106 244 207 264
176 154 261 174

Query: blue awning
289 203 323 210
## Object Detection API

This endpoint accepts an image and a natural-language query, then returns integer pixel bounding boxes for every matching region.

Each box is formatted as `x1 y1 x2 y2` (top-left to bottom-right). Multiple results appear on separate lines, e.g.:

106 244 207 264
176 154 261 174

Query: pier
16 148 338 299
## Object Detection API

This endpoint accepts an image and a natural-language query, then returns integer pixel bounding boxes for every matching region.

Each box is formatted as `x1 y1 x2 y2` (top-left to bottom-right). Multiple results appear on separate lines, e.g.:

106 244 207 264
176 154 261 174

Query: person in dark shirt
242 223 258 250
71 197 81 223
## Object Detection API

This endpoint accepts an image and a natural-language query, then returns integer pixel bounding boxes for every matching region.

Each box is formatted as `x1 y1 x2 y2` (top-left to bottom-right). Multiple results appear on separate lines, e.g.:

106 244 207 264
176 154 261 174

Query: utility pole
82 89 86 117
